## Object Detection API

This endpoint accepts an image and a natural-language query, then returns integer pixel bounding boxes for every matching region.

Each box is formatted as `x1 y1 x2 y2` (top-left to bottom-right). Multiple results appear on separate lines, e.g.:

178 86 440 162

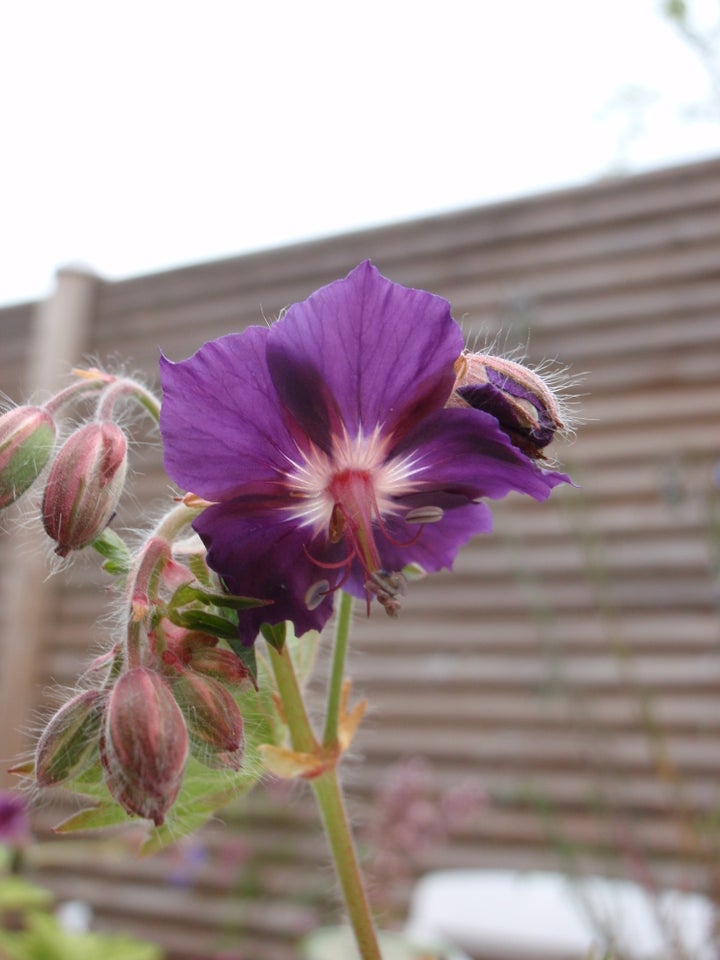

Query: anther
305 579 330 610
404 505 444 524
329 503 345 543
364 569 407 618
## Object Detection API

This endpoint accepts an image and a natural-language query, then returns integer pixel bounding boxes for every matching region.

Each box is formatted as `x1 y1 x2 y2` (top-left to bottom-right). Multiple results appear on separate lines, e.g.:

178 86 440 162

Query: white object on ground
405 869 718 960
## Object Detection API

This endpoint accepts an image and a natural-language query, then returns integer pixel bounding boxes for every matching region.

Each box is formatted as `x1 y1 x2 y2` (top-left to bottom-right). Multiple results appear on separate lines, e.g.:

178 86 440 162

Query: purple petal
160 327 300 500
194 502 343 643
343 500 494 597
265 261 463 451
391 407 570 502
458 381 556 450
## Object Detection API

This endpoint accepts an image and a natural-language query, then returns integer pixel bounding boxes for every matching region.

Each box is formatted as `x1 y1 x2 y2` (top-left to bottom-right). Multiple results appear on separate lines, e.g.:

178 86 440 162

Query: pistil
327 469 382 583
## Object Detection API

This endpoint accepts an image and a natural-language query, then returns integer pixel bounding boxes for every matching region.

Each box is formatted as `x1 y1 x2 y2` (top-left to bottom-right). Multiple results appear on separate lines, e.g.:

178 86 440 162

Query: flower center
283 428 424 613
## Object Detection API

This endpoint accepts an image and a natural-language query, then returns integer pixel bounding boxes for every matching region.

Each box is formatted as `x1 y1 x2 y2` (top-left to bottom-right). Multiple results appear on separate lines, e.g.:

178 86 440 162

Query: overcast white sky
1 0 718 307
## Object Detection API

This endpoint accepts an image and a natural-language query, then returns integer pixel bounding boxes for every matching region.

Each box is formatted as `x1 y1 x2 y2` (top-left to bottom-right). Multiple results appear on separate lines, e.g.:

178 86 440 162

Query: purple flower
0 790 29 845
160 262 568 644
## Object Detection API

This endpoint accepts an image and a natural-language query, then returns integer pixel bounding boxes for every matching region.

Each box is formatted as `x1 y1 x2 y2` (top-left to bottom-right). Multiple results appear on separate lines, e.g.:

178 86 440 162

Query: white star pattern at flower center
281 425 424 537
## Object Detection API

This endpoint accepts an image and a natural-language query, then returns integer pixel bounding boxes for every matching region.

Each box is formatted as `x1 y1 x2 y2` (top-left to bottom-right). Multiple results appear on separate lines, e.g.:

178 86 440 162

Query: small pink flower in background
165 837 210 889
363 756 487 925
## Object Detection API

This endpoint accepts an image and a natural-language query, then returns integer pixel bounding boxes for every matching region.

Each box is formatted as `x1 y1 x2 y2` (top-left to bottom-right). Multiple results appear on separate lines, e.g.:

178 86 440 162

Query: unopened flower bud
172 669 244 770
101 667 188 826
185 646 249 685
450 350 565 459
159 625 217 665
0 405 56 508
35 689 105 787
158 626 248 686
42 420 128 556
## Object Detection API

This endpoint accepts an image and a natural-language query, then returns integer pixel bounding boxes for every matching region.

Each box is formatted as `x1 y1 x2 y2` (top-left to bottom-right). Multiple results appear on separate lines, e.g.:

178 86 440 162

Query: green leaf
91 528 132 575
167 583 201 607
260 621 286 652
0 876 54 911
224 636 258 685
198 589 270 611
140 762 244 855
188 552 212 586
289 627 320 687
171 583 269 612
0 911 162 960
169 609 241 639
53 800 135 834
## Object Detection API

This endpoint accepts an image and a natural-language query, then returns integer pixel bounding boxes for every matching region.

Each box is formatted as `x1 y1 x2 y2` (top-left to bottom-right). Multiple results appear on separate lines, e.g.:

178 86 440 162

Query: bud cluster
33 537 251 827
3 370 254 827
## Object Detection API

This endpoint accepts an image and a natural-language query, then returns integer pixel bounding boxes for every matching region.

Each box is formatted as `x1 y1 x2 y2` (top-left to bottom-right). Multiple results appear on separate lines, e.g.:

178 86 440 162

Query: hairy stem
311 768 382 960
96 377 162 423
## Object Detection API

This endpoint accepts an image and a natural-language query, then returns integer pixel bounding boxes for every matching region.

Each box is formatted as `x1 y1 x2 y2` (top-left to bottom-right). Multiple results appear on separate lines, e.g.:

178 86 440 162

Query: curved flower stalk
160 261 570 646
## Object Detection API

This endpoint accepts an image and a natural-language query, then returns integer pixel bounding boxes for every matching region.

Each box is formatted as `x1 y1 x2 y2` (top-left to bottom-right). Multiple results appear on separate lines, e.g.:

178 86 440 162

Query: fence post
0 267 97 787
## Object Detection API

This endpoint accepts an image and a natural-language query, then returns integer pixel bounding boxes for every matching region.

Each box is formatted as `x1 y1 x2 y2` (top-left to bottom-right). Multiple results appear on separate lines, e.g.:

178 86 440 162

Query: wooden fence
1 155 719 959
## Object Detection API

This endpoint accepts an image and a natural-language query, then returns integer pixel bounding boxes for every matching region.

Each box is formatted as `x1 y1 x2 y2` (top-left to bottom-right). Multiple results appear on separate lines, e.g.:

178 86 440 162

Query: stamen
302 540 357 596
366 569 407 597
364 569 407 619
303 541 357 570
329 503 345 543
367 486 424 548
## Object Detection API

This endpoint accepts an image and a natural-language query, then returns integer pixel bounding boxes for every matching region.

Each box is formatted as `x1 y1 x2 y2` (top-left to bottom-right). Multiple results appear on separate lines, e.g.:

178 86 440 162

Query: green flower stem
123 537 171 668
96 377 162 423
154 502 203 542
268 640 382 960
267 641 318 755
43 375 107 415
121 504 202 668
323 590 353 747
311 768 382 960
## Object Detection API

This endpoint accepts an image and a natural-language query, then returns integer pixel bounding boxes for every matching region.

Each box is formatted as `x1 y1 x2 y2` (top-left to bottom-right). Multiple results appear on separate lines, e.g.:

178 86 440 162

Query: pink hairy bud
184 646 249 685
101 667 188 826
172 669 245 770
160 625 218 664
450 350 565 459
42 420 128 556
0 405 56 508
158 627 247 685
35 689 105 787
